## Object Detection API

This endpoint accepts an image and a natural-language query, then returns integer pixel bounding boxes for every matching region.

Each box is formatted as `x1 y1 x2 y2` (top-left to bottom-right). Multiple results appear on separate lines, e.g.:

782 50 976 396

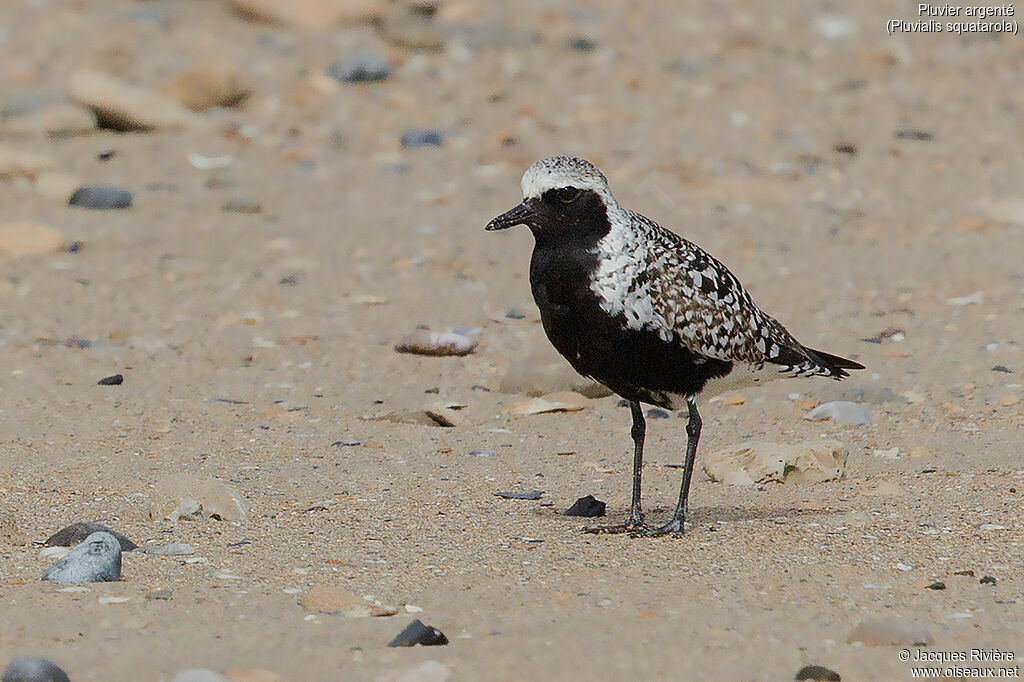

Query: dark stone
645 408 670 419
494 490 543 500
44 521 137 551
97 374 123 386
925 581 946 590
953 569 975 577
795 664 841 681
980 575 997 585
327 50 390 83
400 128 443 148
332 439 360 447
566 36 596 52
505 308 526 319
895 128 934 141
832 143 857 155
992 365 1013 373
563 495 605 517
388 619 449 647
68 186 132 209
1 657 71 682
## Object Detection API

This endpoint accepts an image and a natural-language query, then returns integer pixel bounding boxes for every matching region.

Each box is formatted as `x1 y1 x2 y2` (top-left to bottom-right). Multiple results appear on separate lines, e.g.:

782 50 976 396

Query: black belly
529 245 732 409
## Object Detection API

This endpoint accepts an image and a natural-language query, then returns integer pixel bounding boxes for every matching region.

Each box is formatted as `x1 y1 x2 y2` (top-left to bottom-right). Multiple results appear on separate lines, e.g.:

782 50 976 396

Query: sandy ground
1 1 1023 680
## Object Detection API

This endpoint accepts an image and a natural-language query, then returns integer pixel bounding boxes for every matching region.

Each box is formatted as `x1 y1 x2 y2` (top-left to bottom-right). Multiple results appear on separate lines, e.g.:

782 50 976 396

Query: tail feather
802 346 865 379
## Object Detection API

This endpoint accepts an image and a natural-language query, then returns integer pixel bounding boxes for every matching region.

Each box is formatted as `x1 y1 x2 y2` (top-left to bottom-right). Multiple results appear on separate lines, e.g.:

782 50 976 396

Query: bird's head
485 156 615 239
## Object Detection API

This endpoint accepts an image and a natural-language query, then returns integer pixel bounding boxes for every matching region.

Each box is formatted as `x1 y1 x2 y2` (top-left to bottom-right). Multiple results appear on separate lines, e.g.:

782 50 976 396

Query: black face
485 187 611 244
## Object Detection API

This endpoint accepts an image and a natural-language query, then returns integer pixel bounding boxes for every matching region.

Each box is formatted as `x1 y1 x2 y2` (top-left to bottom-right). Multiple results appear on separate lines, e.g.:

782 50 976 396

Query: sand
1 1 1023 680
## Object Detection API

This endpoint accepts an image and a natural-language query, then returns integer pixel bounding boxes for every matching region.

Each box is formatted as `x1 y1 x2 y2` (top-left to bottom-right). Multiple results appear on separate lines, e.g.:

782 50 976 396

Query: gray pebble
328 50 390 83
804 401 872 426
400 128 443 148
41 531 121 583
134 542 194 556
1 657 70 682
44 522 136 551
68 186 132 210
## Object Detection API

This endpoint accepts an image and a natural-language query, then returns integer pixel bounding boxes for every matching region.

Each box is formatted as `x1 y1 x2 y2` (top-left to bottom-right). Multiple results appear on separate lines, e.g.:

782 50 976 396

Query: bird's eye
546 187 581 205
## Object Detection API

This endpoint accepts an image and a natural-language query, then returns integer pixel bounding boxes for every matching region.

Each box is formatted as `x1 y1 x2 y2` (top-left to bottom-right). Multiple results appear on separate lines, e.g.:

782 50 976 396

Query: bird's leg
583 400 648 534
635 397 701 537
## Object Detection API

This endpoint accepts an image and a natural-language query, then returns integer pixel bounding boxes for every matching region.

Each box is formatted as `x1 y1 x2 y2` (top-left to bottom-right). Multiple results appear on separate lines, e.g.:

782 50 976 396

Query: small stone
976 523 1006 531
895 562 915 572
980 575 997 585
702 440 847 485
98 596 130 605
400 128 444 148
388 619 449 647
395 329 476 356
833 143 857 155
41 531 122 583
468 449 494 457
44 522 137 551
645 408 670 419
69 69 199 131
565 36 596 52
327 50 390 83
494 490 542 500
146 589 173 600
301 586 395 617
68 186 133 210
992 365 1013 373
161 57 250 111
947 291 984 306
97 374 123 385
508 392 589 415
0 223 64 256
1 657 71 682
795 664 841 681
222 198 263 214
997 395 1020 407
953 569 975 577
563 495 606 517
925 582 946 590
150 474 247 522
895 129 934 141
169 670 229 682
135 542 195 556
804 401 871 425
847 618 932 646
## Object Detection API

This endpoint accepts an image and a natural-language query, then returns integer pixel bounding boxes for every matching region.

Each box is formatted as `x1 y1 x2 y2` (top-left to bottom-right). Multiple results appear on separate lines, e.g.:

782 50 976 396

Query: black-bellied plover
486 156 863 536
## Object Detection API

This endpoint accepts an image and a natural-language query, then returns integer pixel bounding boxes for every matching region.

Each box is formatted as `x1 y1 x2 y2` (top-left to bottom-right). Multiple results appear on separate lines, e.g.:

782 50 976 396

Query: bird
485 156 864 536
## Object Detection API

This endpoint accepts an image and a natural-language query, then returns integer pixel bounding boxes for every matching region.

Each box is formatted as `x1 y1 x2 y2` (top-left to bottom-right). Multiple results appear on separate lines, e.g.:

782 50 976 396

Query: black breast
527 192 733 408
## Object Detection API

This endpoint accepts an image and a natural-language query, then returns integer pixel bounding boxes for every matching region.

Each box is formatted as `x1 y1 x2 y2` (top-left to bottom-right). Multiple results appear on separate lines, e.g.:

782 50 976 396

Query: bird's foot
630 517 685 538
582 514 646 535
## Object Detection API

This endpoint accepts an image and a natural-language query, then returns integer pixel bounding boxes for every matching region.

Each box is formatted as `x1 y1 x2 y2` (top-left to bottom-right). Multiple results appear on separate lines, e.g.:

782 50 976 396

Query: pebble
150 474 247 522
976 523 1006 531
395 329 476 356
846 618 932 646
804 401 871 425
68 69 199 131
387 619 449 647
135 542 195 556
169 670 229 682
494 490 542 500
645 408 670 419
41 531 122 583
0 223 64 256
565 36 596 52
701 440 847 486
508 391 589 415
1 657 71 682
926 582 946 590
379 661 451 682
161 57 250 111
97 374 123 385
992 365 1013 373
980 575 997 585
146 589 173 600
98 596 130 605
45 522 137 551
68 186 133 210
301 586 397 617
895 128 934 141
327 50 390 83
563 495 606 517
222 198 263 214
795 664 841 681
947 291 984 306
400 128 444 148
997 395 1020 407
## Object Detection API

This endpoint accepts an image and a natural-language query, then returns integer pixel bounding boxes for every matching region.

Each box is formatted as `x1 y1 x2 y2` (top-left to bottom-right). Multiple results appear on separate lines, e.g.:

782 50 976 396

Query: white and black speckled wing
590 210 854 378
